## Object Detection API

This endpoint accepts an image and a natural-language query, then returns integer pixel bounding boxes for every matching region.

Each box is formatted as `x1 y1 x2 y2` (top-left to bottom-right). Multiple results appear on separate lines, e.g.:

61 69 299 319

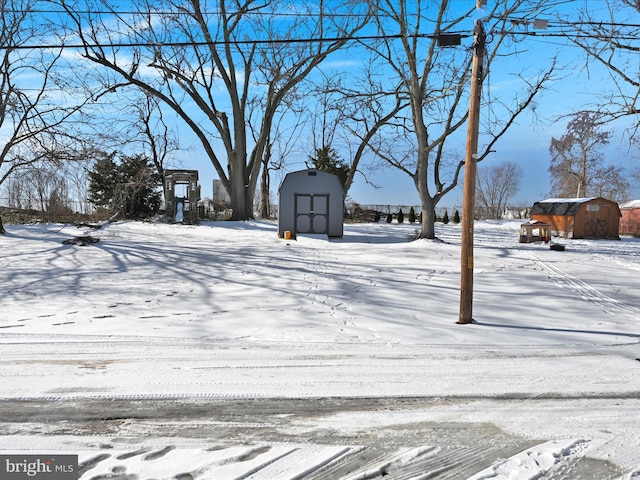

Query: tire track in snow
1 396 633 479
526 252 640 317
73 440 623 479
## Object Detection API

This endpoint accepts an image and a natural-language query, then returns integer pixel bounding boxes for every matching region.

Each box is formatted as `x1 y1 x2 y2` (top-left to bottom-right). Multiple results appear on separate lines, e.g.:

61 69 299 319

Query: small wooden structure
278 169 344 239
519 220 551 243
164 170 201 224
620 200 640 237
530 197 621 239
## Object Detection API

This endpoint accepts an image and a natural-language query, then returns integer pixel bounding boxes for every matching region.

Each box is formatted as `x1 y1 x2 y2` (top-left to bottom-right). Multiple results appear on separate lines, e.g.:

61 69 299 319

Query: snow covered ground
1 219 639 479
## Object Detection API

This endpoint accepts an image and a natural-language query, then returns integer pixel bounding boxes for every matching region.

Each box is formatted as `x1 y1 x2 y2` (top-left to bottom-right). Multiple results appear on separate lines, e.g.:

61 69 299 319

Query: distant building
213 179 231 204
620 200 640 237
530 197 621 239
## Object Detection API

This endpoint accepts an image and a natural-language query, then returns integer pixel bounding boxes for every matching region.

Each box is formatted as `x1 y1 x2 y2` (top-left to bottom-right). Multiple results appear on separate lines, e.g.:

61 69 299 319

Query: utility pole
458 19 485 324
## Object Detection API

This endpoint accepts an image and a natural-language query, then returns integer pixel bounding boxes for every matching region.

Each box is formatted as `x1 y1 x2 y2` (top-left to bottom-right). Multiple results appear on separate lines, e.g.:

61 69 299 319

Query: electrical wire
1 32 473 51
1 10 637 51
5 6 639 31
3 27 637 52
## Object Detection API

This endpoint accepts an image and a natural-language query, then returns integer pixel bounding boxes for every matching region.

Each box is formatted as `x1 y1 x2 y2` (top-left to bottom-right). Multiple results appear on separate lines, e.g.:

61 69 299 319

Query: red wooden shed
530 197 621 239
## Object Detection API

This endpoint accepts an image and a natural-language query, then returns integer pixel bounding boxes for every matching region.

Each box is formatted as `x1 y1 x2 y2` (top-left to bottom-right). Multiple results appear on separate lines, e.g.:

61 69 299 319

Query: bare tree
57 0 372 220
632 167 640 199
5 163 63 212
349 0 556 239
256 122 304 219
245 83 306 219
475 161 522 219
0 0 90 233
590 163 631 202
133 96 177 180
124 94 181 208
566 1 640 133
307 67 406 196
548 111 629 199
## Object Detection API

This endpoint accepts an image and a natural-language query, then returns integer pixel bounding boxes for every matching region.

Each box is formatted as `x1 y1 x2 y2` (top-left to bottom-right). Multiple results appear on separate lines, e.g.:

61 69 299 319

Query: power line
10 7 640 29
1 32 473 51
5 18 639 52
8 6 640 33
2 11 637 52
5 29 635 52
1 8 374 17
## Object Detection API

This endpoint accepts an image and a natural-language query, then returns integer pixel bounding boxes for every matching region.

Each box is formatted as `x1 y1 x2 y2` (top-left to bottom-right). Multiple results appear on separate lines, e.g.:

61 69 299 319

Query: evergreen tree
87 152 119 210
118 155 162 218
408 206 416 224
386 212 393 223
442 209 449 224
308 145 350 189
453 209 460 224
397 209 404 224
88 153 161 219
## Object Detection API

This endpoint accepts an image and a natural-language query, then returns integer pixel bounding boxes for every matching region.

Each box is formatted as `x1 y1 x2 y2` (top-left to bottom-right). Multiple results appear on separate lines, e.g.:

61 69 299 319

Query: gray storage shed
278 169 344 238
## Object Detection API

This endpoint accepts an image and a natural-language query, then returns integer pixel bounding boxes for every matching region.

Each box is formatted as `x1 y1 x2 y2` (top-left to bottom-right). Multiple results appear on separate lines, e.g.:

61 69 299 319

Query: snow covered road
1 334 639 400
1 335 639 478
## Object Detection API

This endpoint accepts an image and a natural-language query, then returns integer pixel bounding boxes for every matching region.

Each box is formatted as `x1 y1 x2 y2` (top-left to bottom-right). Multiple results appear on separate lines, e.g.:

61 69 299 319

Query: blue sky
161 0 637 211
19 0 632 211
339 2 638 209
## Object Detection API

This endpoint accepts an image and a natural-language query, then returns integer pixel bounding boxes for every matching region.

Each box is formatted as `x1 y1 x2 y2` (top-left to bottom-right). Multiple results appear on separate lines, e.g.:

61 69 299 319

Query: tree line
1 0 639 235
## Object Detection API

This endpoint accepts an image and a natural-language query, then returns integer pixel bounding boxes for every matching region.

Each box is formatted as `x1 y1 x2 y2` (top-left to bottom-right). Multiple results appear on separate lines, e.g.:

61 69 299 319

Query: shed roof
530 198 596 216
530 197 624 216
539 197 594 203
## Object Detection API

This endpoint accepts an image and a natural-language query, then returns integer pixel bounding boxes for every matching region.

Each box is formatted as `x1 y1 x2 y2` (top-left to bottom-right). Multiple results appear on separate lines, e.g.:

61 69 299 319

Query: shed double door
584 204 609 237
294 194 329 234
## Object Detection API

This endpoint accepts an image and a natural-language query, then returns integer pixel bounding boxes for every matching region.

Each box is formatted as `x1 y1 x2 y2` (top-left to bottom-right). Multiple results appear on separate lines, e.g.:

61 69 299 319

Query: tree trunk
228 176 251 220
419 195 437 240
260 147 271 219
227 151 257 220
415 163 437 239
414 130 437 239
0 215 6 234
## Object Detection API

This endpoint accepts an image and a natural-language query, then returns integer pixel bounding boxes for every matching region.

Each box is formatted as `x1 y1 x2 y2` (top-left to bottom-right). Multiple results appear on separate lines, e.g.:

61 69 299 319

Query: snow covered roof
531 199 585 216
620 199 640 209
539 197 595 203
531 197 617 216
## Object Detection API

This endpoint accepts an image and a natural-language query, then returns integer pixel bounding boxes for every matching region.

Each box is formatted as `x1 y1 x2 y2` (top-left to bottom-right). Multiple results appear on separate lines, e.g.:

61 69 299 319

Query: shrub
386 213 393 223
408 207 416 223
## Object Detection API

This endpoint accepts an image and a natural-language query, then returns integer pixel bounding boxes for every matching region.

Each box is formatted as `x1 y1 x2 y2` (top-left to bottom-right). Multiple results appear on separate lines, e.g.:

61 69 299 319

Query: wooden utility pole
458 19 485 324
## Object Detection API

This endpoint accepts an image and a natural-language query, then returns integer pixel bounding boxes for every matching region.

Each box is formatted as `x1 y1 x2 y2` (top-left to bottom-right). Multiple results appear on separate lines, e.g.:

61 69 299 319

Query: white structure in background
213 179 232 204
